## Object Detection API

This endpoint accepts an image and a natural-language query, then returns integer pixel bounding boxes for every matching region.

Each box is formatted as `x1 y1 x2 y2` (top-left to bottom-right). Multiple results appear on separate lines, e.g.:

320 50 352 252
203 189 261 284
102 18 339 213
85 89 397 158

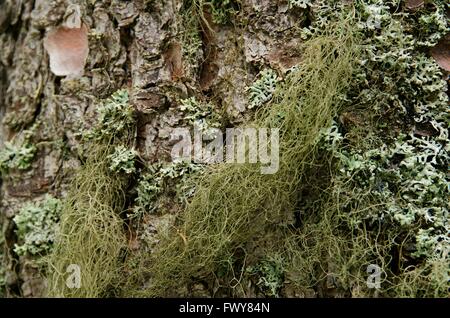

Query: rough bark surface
0 0 304 297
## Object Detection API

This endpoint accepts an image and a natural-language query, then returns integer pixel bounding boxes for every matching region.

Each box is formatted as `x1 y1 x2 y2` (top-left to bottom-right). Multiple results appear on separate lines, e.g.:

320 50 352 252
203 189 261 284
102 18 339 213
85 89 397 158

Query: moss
43 1 448 298
279 0 449 297
46 144 128 297
179 1 203 76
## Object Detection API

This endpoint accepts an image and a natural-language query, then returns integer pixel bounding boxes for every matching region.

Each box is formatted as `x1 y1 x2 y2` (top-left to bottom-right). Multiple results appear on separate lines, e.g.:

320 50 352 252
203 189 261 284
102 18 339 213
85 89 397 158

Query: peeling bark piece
44 24 89 77
431 34 450 72
405 0 424 10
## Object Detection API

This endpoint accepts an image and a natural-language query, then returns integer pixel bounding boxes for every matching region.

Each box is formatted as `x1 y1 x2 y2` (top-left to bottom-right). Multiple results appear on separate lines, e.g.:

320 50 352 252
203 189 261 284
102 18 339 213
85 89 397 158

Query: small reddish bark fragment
44 24 89 77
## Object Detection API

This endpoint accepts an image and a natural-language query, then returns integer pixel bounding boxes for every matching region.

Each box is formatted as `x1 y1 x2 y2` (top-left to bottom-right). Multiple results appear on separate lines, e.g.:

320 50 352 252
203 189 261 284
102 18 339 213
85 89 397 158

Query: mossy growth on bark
123 15 360 297
4 0 447 299
46 90 136 297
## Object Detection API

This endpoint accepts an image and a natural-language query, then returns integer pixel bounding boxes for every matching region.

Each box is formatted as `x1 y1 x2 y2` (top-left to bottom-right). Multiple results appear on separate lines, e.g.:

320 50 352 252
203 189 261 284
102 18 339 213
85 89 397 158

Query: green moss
43 1 449 298
46 144 128 298
13 196 62 256
281 0 450 297
179 2 203 76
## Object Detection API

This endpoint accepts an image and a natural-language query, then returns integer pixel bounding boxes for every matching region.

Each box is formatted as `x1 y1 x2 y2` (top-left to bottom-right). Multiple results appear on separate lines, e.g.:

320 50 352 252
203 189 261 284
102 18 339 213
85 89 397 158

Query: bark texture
0 0 304 297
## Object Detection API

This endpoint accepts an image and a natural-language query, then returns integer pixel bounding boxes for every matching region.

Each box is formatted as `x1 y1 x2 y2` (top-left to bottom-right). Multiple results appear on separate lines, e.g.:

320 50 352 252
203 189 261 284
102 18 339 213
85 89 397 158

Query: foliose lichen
13 196 62 256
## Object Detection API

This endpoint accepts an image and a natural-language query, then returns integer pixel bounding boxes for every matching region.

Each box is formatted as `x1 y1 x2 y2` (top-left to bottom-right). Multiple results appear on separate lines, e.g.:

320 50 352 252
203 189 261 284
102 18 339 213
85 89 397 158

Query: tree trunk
0 0 302 297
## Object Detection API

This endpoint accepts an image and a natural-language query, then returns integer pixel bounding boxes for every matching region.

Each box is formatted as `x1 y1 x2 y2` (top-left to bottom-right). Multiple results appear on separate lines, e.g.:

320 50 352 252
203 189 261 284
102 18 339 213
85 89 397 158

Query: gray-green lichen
134 160 204 216
13 196 62 256
83 89 134 141
247 68 279 109
0 127 37 175
314 0 449 296
0 142 36 174
289 0 312 9
107 145 138 175
247 254 285 298
180 97 222 133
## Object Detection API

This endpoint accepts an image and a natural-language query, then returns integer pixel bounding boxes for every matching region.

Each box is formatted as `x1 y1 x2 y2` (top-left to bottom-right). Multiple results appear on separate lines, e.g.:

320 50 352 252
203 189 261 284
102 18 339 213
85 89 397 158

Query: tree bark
0 0 304 297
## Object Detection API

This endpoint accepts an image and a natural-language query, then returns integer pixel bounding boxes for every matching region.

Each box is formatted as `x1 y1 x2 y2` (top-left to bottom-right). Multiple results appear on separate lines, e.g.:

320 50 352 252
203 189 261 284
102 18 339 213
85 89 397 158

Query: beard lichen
123 14 360 297
46 90 135 297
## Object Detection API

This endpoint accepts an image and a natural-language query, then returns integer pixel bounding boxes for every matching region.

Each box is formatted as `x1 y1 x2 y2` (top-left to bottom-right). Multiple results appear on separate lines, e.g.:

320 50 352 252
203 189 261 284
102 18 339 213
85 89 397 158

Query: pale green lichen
133 160 204 216
414 4 448 47
0 126 37 175
247 255 285 297
84 89 134 140
0 141 36 174
289 0 312 9
13 196 62 256
205 0 240 25
107 145 137 175
180 97 222 134
247 69 279 109
298 0 449 296
412 228 449 259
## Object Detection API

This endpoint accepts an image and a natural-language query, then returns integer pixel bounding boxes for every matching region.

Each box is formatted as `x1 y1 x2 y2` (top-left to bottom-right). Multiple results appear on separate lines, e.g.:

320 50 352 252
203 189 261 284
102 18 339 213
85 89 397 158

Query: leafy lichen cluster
247 254 285 297
204 0 240 25
289 0 312 9
247 69 279 109
13 196 62 256
133 160 204 217
83 89 135 141
295 0 449 297
0 127 37 175
180 96 222 133
107 145 138 175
